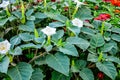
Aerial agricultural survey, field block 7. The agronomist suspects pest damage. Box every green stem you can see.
[100,21,105,35]
[72,6,78,19]
[47,35,51,45]
[44,0,47,12]
[6,7,11,17]
[98,52,103,62]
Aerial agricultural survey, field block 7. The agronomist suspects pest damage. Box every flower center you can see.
[0,44,6,51]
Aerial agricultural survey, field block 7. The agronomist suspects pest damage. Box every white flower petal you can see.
[0,1,10,8]
[0,40,11,54]
[72,18,83,28]
[41,26,56,36]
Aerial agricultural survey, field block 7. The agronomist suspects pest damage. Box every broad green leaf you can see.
[90,33,105,48]
[8,15,17,22]
[67,25,80,35]
[0,18,8,26]
[52,30,64,41]
[106,56,120,64]
[46,52,70,76]
[26,9,34,17]
[49,22,65,28]
[35,12,47,19]
[75,6,93,20]
[20,43,42,49]
[101,42,116,52]
[12,10,22,18]
[34,28,39,38]
[10,35,21,49]
[111,34,120,42]
[45,12,68,23]
[67,37,90,51]
[59,43,78,56]
[34,38,45,44]
[35,56,46,65]
[19,21,35,32]
[8,62,33,80]
[79,68,94,80]
[96,62,117,80]
[19,33,33,42]
[31,68,45,80]
[0,56,10,73]
[51,71,70,80]
[9,47,22,55]
[112,27,120,34]
[27,16,35,20]
[81,27,95,36]
[87,53,98,62]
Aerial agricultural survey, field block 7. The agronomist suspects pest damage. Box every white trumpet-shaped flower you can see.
[0,1,10,8]
[72,18,83,28]
[0,40,11,54]
[73,0,85,7]
[41,26,56,36]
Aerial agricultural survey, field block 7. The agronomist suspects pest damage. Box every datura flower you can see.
[0,0,10,8]
[0,40,11,54]
[41,26,56,36]
[72,18,83,28]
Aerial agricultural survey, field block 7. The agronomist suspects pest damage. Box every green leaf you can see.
[79,68,94,80]
[111,34,120,42]
[90,33,105,48]
[0,18,8,26]
[106,56,120,64]
[20,43,42,49]
[46,52,70,76]
[19,33,33,42]
[96,62,117,80]
[87,53,98,62]
[31,68,45,80]
[0,56,10,73]
[52,30,64,41]
[26,9,34,17]
[111,27,120,34]
[101,42,117,52]
[12,10,22,18]
[66,37,90,51]
[19,21,35,32]
[10,35,21,48]
[8,62,33,80]
[51,71,70,80]
[67,25,80,35]
[9,47,22,55]
[35,56,46,65]
[34,28,39,38]
[59,43,78,56]
[49,22,65,28]
[81,27,95,36]
[75,6,93,20]
[35,12,47,19]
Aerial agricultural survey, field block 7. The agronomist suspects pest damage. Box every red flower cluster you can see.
[94,13,111,21]
[103,0,111,2]
[111,0,120,6]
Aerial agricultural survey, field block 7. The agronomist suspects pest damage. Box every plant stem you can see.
[44,0,47,12]
[100,21,105,35]
[72,6,78,19]
[28,52,46,63]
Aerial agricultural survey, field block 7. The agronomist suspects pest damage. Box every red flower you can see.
[94,13,111,21]
[111,0,120,6]
[97,72,104,80]
[103,0,111,2]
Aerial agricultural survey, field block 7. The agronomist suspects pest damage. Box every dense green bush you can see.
[0,0,120,80]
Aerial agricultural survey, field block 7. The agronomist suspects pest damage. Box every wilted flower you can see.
[0,0,10,8]
[97,72,104,80]
[72,18,83,28]
[94,13,111,21]
[0,40,11,54]
[41,26,56,36]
